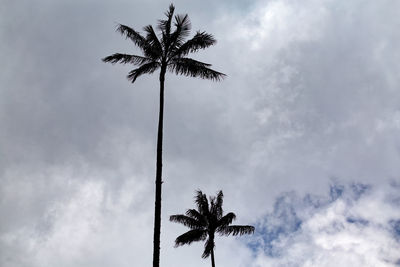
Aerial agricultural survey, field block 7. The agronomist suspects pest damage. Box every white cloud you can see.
[234,0,328,51]
[251,183,400,267]
[1,0,400,266]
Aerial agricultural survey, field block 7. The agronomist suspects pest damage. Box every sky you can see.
[1,0,400,266]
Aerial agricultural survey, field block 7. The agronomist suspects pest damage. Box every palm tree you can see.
[102,4,225,267]
[170,190,254,267]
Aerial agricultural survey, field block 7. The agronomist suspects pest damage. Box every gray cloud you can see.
[1,0,400,266]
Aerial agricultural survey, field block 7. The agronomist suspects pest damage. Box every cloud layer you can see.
[1,0,400,266]
[250,182,400,266]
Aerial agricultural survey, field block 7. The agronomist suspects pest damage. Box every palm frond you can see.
[158,4,175,41]
[170,214,203,229]
[202,238,215,259]
[217,225,254,236]
[116,24,146,48]
[127,62,160,83]
[209,197,217,224]
[168,58,226,81]
[174,229,207,247]
[195,190,209,215]
[143,25,163,56]
[102,53,153,65]
[116,24,160,59]
[210,190,224,219]
[169,14,191,49]
[173,31,216,57]
[216,212,236,229]
[186,209,207,226]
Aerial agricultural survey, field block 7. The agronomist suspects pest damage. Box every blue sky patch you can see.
[248,182,400,260]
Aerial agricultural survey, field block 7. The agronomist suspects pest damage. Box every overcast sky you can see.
[1,0,400,266]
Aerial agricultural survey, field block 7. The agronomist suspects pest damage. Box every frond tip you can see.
[217,212,236,228]
[202,238,215,258]
[210,190,224,219]
[195,190,209,215]
[174,31,216,57]
[217,225,255,236]
[185,209,207,226]
[168,58,226,81]
[169,215,203,229]
[158,3,175,37]
[102,53,152,65]
[174,229,207,247]
[116,24,146,48]
[127,62,160,83]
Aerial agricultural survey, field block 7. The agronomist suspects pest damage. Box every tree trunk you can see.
[153,66,166,267]
[210,248,216,267]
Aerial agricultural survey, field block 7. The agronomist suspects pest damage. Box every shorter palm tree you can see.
[170,190,254,267]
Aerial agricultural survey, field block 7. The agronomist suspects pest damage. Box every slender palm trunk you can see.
[210,248,216,267]
[153,65,166,267]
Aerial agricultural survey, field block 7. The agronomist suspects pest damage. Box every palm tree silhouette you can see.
[170,190,254,267]
[102,4,225,267]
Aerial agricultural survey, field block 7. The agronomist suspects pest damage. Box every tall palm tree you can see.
[102,4,225,267]
[170,190,254,267]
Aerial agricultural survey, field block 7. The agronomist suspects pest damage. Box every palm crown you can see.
[102,4,225,83]
[170,190,254,266]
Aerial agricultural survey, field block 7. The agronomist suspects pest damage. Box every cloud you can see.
[209,0,400,204]
[250,182,400,266]
[1,0,400,266]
